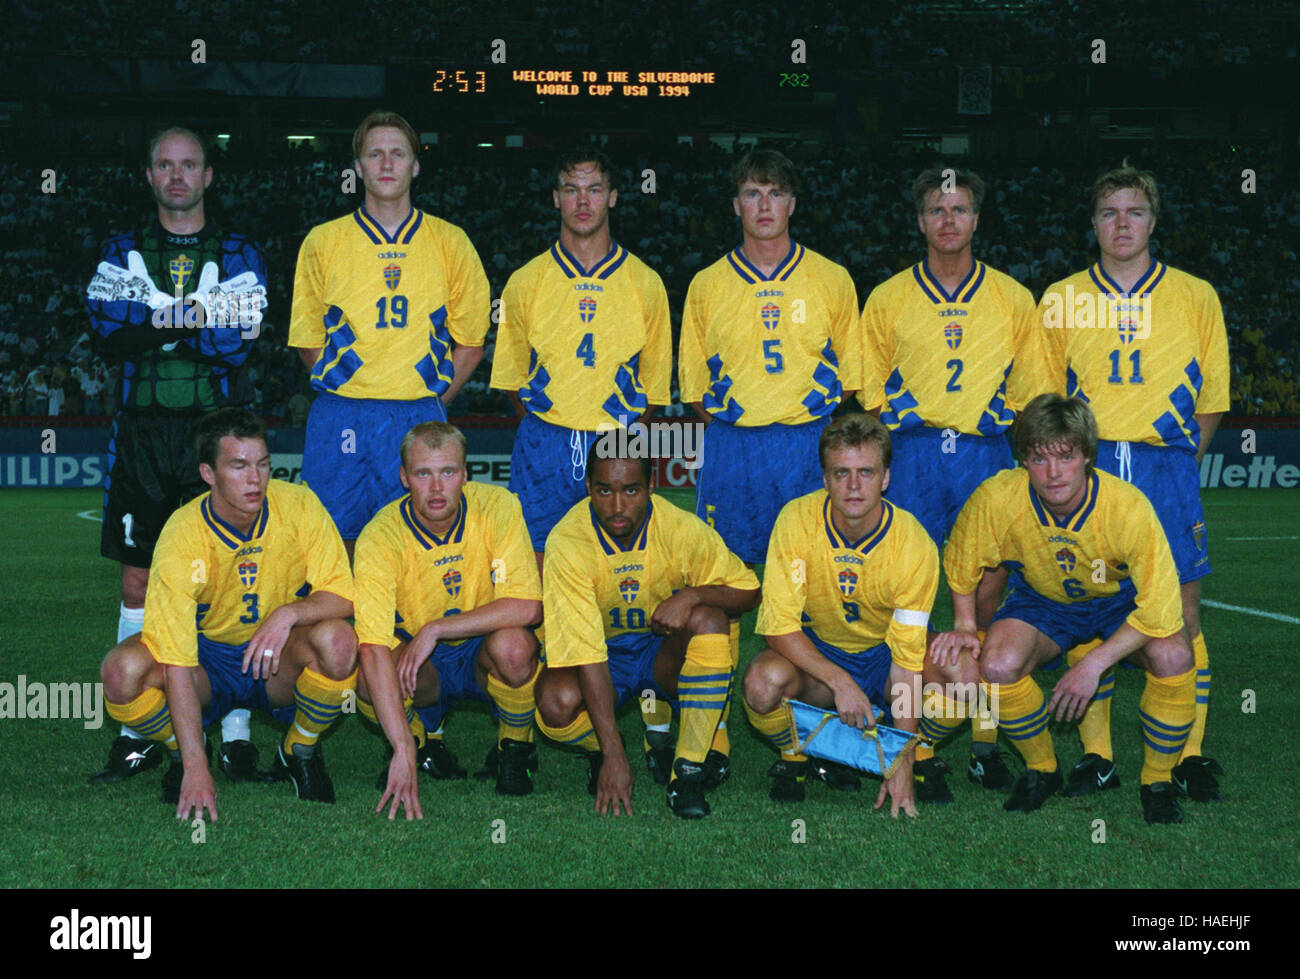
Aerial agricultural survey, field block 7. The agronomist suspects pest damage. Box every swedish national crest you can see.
[618,577,639,604]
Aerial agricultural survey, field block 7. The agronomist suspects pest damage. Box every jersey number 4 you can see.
[576,332,596,367]
[375,295,409,329]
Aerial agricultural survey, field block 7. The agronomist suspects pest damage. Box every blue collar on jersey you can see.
[201,494,270,550]
[727,240,805,283]
[1089,259,1166,299]
[590,498,653,554]
[822,496,893,554]
[550,239,627,279]
[354,206,423,245]
[1028,471,1100,532]
[913,259,986,304]
[401,493,468,549]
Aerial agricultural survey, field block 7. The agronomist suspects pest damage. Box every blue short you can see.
[197,636,296,728]
[509,414,601,552]
[541,632,675,709]
[695,418,828,564]
[411,635,491,731]
[301,391,447,539]
[1095,440,1209,583]
[802,629,894,723]
[885,426,1013,547]
[993,572,1139,665]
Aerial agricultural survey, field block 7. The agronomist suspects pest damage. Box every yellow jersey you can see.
[944,467,1183,638]
[859,260,1045,435]
[353,481,541,649]
[543,497,759,668]
[756,492,938,673]
[289,207,490,401]
[490,241,672,430]
[679,242,861,426]
[143,480,353,667]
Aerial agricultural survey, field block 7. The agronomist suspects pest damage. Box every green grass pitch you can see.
[1,486,1297,888]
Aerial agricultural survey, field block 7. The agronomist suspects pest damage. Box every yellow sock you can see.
[1139,669,1195,785]
[406,702,427,748]
[282,667,355,757]
[1181,631,1210,759]
[488,662,539,743]
[356,697,426,747]
[537,710,599,751]
[968,632,998,744]
[916,693,965,762]
[1068,639,1113,759]
[710,699,731,756]
[994,675,1056,773]
[357,697,379,725]
[675,634,733,765]
[743,699,805,762]
[108,687,176,751]
[640,692,672,751]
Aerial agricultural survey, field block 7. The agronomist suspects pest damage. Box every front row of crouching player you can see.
[100,408,358,820]
[97,396,1198,825]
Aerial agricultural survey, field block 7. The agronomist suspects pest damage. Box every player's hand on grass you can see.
[376,750,423,821]
[397,624,441,700]
[177,767,219,823]
[243,606,296,680]
[595,752,634,816]
[650,591,698,635]
[874,754,918,819]
[929,629,981,667]
[1048,659,1102,723]
[832,678,875,730]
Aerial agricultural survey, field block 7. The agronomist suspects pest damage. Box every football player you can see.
[289,110,490,556]
[932,394,1196,824]
[742,413,957,816]
[489,145,671,568]
[678,148,861,565]
[98,409,357,819]
[86,127,269,787]
[535,451,760,818]
[353,422,542,818]
[1039,163,1229,803]
[857,166,1048,793]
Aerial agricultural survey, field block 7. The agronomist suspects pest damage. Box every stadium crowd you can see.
[3,0,1290,69]
[1,138,1295,420]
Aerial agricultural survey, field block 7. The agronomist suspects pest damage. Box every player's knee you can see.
[1146,637,1194,678]
[310,619,358,679]
[742,654,789,713]
[685,603,729,637]
[978,644,1025,686]
[535,672,582,728]
[485,628,538,686]
[101,642,158,701]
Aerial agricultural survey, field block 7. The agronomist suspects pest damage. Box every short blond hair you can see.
[400,421,467,470]
[352,110,420,163]
[1091,160,1159,219]
[819,413,892,471]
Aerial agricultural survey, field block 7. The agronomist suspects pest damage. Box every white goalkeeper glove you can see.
[86,249,177,310]
[186,261,267,328]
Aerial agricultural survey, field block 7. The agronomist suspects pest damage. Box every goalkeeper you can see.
[85,126,269,789]
[742,413,977,817]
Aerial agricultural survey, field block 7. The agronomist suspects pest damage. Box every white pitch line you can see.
[76,510,102,522]
[1223,535,1299,541]
[1202,599,1300,625]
